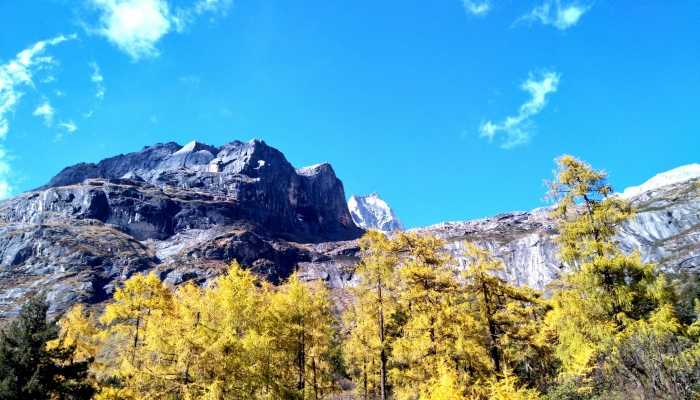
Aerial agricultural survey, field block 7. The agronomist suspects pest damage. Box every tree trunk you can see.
[298,318,306,395]
[378,278,388,400]
[312,356,319,400]
[481,279,501,375]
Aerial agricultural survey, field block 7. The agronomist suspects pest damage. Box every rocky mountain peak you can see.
[0,138,367,316]
[296,163,333,177]
[348,193,403,232]
[621,163,700,199]
[172,140,218,156]
[21,139,362,243]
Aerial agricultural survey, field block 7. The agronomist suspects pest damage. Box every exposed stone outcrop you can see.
[30,140,361,243]
[414,178,700,290]
[0,139,362,317]
[0,137,697,318]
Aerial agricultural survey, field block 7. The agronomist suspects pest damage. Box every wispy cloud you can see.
[517,0,591,30]
[0,34,76,138]
[55,120,78,141]
[173,0,233,31]
[0,34,76,198]
[33,101,55,126]
[89,0,233,60]
[479,71,560,149]
[59,120,78,133]
[463,0,491,16]
[90,62,105,100]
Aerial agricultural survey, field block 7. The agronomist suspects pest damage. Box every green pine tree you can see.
[0,294,93,400]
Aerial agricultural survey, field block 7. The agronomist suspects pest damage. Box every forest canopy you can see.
[2,155,699,400]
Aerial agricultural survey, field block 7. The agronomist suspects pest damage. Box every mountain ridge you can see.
[0,139,697,318]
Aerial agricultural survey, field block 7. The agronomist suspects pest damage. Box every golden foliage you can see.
[53,155,700,399]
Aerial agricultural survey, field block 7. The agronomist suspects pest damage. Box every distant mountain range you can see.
[0,139,697,317]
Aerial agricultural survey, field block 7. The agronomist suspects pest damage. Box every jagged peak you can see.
[174,140,218,156]
[348,192,403,232]
[297,162,334,177]
[350,192,381,201]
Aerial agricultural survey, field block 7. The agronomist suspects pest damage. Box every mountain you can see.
[347,193,403,232]
[0,139,362,317]
[620,164,700,199]
[413,171,700,290]
[0,139,697,318]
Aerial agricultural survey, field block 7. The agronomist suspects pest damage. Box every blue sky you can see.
[0,0,698,228]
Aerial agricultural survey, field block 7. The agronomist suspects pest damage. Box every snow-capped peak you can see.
[620,163,700,199]
[348,193,404,233]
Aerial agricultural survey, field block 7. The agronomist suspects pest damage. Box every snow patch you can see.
[174,140,199,155]
[621,164,700,199]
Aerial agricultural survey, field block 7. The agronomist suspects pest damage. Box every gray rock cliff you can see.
[0,138,697,318]
[0,139,362,316]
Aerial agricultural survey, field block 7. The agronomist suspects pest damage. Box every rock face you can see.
[347,193,403,233]
[0,138,697,318]
[0,139,363,316]
[37,140,361,243]
[414,175,700,290]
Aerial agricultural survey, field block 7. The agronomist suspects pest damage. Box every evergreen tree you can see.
[0,294,93,400]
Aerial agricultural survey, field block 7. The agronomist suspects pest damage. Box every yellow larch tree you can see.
[389,233,481,400]
[344,230,402,400]
[96,271,174,397]
[55,303,100,363]
[461,243,552,391]
[184,261,270,398]
[543,155,685,397]
[267,273,338,399]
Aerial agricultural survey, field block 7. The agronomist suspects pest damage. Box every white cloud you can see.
[59,120,78,133]
[90,61,105,100]
[55,120,78,141]
[479,71,560,149]
[33,101,55,126]
[90,0,233,60]
[517,0,590,30]
[0,34,75,139]
[173,0,233,31]
[90,0,172,60]
[0,148,11,199]
[463,0,491,16]
[193,0,232,14]
[0,34,76,198]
